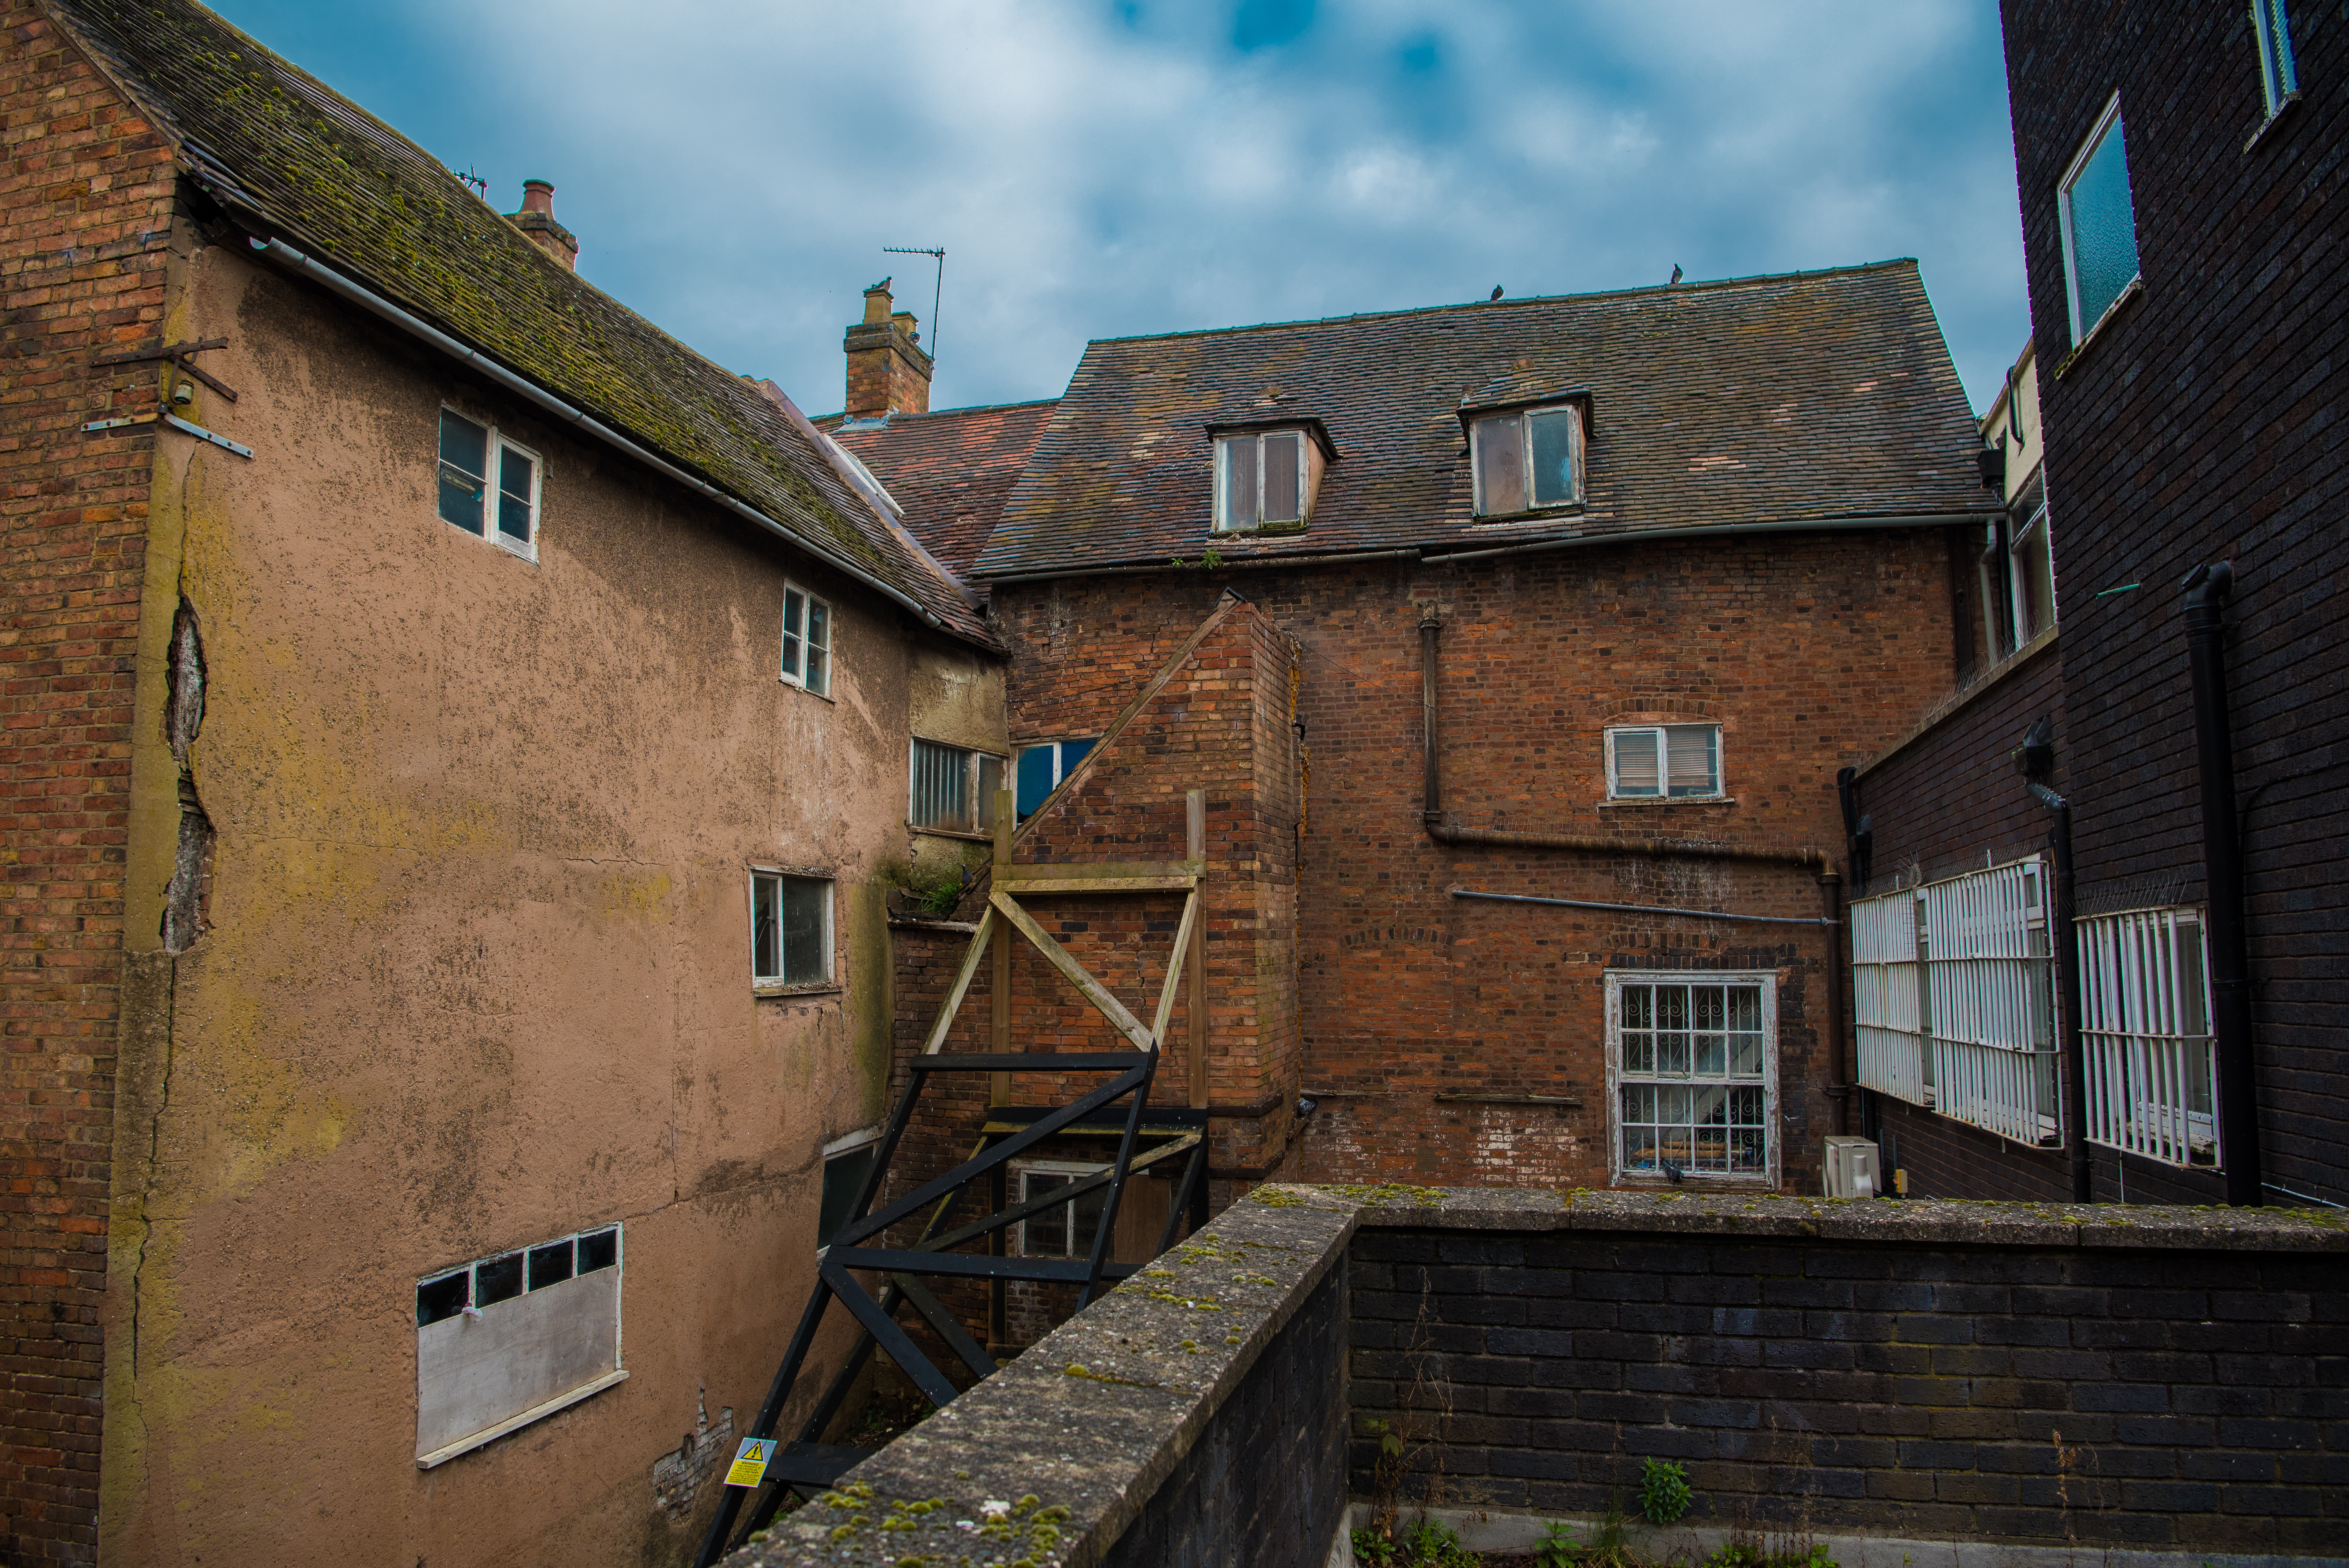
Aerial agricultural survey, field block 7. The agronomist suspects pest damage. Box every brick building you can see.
[0,0,1007,1562]
[1841,3,2346,1210]
[836,262,1993,1230]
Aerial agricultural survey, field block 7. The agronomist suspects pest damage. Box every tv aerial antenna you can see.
[882,245,945,362]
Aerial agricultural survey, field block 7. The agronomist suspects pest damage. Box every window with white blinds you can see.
[1607,725,1721,799]
[2078,907,2218,1168]
[1848,857,2060,1145]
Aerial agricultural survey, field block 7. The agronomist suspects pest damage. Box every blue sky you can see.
[206,1,2028,416]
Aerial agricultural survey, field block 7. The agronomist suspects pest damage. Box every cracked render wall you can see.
[13,187,1003,1568]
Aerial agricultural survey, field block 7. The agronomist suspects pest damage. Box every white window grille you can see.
[1848,857,2059,1145]
[1605,972,1776,1184]
[2078,907,2219,1167]
[1850,891,1926,1105]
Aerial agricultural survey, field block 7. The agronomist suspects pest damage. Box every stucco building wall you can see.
[84,223,999,1565]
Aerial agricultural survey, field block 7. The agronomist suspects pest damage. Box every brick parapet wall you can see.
[2001,4,2349,1203]
[732,1188,2349,1568]
[0,6,175,1559]
[993,531,1957,1198]
[1353,1206,2349,1554]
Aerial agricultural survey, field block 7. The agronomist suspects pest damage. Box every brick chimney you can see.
[843,277,932,419]
[507,179,579,270]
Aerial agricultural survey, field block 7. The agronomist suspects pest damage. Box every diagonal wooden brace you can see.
[990,889,1157,1051]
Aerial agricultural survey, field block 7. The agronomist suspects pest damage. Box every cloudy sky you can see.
[207,0,2028,416]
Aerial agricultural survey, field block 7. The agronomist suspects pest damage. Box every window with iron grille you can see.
[909,738,1005,836]
[1607,972,1775,1183]
[2078,907,2218,1168]
[1849,858,2060,1145]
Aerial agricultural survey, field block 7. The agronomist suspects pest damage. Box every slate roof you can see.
[42,0,992,646]
[818,401,1059,587]
[972,262,1989,581]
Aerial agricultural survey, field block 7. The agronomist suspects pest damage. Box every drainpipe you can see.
[1418,616,1852,1129]
[2183,563,2262,1206]
[2025,779,2094,1203]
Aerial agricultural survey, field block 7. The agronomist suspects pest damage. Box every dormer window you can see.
[1212,423,1331,533]
[1470,402,1583,516]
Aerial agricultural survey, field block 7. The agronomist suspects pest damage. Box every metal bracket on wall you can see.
[91,336,239,401]
[78,410,253,459]
[693,853,1214,1568]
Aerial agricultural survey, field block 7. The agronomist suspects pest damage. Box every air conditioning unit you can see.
[1822,1135,1882,1199]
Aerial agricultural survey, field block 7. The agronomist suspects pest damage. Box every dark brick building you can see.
[841,263,1993,1223]
[1844,3,2345,1209]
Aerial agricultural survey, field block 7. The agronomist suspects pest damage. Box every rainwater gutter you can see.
[2183,562,2262,1206]
[980,513,1998,589]
[1420,613,1854,1133]
[245,235,983,649]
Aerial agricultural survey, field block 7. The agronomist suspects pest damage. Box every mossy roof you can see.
[45,0,991,646]
[973,260,1990,580]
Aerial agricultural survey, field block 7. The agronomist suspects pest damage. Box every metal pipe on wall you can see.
[2182,562,2263,1206]
[1417,616,1853,1133]
[2027,781,2094,1203]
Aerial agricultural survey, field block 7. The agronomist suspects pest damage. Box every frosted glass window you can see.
[2059,103,2140,339]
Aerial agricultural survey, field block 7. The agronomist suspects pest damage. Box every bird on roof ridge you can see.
[1489,285,1504,301]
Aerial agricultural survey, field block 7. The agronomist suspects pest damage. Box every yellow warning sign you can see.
[724,1438,777,1488]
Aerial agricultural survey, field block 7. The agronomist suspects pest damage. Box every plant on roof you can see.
[875,854,978,916]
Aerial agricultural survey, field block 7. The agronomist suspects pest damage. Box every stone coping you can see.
[728,1190,2347,1567]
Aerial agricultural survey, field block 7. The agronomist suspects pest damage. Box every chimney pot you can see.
[863,278,894,325]
[506,180,579,271]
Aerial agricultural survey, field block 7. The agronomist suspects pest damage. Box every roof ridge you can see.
[1084,258,1922,350]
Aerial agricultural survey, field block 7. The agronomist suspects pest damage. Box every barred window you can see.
[1849,857,2059,1146]
[1608,973,1774,1182]
[909,738,1004,836]
[2079,907,2218,1168]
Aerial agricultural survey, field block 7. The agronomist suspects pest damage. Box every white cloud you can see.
[214,0,2026,412]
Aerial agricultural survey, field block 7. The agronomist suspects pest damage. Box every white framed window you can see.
[437,408,540,558]
[1470,402,1583,517]
[1214,428,1312,532]
[780,584,832,697]
[2057,96,2141,342]
[413,1224,624,1466]
[2078,906,2219,1168]
[1014,737,1098,821]
[1606,724,1722,800]
[1016,1163,1107,1257]
[909,738,1005,836]
[2252,0,2299,118]
[1978,479,2057,656]
[816,1127,883,1249]
[1606,972,1777,1184]
[1849,857,2060,1146]
[751,869,833,989]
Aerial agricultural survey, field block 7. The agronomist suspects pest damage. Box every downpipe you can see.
[2025,780,2094,1203]
[2183,563,2262,1206]
[1418,614,1852,1133]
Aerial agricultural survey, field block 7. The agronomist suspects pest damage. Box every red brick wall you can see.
[995,531,1957,1198]
[0,6,175,1560]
